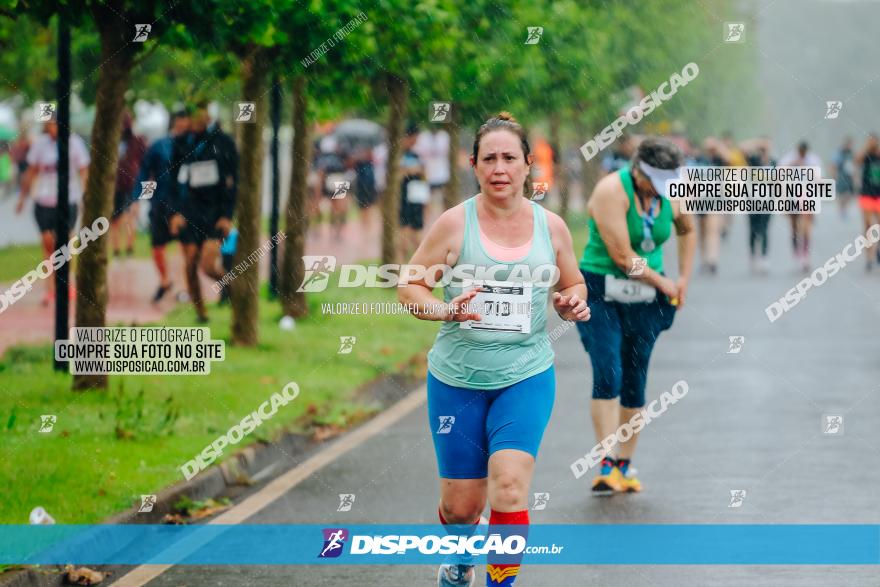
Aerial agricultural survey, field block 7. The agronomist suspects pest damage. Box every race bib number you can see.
[460,281,532,333]
[604,274,656,304]
[189,160,220,188]
[406,180,431,204]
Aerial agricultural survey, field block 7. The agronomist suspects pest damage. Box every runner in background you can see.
[779,141,822,273]
[695,137,724,275]
[399,112,588,586]
[15,119,89,305]
[718,132,747,242]
[397,123,427,262]
[577,137,695,494]
[9,123,31,196]
[832,137,856,220]
[352,145,378,232]
[415,127,450,213]
[855,134,880,271]
[313,134,350,239]
[744,138,774,275]
[721,132,747,166]
[602,134,635,176]
[132,108,190,302]
[169,101,237,323]
[110,111,147,257]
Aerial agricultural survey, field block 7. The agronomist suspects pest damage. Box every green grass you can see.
[0,279,439,524]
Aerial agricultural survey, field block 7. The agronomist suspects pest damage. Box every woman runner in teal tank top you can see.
[398,113,589,587]
[572,137,696,496]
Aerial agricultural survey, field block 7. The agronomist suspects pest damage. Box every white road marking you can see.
[113,386,427,586]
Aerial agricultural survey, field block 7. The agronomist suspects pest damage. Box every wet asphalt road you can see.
[115,185,880,586]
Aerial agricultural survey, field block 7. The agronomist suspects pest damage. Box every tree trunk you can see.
[280,75,310,318]
[72,16,136,391]
[549,112,570,220]
[230,47,269,346]
[381,75,408,266]
[444,114,460,210]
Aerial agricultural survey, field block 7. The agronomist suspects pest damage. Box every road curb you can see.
[0,372,422,587]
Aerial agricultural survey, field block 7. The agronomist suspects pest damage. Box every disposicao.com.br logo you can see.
[298,256,560,292]
[318,528,526,557]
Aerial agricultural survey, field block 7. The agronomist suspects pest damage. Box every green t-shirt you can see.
[580,166,673,277]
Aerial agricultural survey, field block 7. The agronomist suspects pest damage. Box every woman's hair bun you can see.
[495,111,516,123]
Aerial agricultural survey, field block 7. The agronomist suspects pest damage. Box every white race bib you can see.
[189,160,220,188]
[604,274,656,304]
[460,280,532,333]
[406,180,431,204]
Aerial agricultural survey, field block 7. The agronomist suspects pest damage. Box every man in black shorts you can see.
[170,102,238,322]
[352,146,378,231]
[133,109,190,302]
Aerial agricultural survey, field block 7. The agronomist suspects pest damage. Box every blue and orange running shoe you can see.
[592,457,623,493]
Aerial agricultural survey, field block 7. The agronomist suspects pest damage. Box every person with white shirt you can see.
[414,128,451,211]
[778,141,822,272]
[15,120,90,305]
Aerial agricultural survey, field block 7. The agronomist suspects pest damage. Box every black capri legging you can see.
[749,214,771,256]
[575,270,676,408]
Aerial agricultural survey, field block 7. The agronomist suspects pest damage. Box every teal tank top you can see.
[427,196,557,390]
[580,166,673,277]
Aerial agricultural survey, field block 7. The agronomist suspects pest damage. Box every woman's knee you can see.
[440,493,484,523]
[489,471,529,511]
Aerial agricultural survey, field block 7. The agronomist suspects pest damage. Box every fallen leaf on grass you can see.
[64,565,105,585]
[312,425,344,442]
[164,497,231,524]
[162,513,186,525]
[379,346,394,356]
[189,501,231,520]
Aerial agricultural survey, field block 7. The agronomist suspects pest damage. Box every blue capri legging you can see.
[576,270,676,408]
[427,366,555,479]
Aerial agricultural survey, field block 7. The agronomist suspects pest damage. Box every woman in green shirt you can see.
[577,137,696,494]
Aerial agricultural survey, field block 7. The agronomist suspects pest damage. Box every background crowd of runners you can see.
[3,105,880,323]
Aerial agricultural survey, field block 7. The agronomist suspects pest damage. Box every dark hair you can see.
[631,136,683,170]
[472,112,531,161]
[168,110,188,130]
[405,122,420,137]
